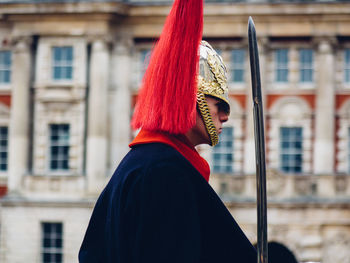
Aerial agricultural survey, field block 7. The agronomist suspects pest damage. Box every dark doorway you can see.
[254,241,299,263]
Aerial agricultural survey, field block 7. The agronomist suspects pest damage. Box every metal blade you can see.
[248,16,268,263]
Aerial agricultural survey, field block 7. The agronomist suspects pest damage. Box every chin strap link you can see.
[197,91,219,146]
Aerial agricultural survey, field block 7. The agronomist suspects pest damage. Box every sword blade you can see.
[248,16,268,263]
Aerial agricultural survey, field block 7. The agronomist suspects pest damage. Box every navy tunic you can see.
[79,143,257,263]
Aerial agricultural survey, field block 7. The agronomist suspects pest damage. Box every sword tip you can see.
[248,16,256,34]
[248,16,255,27]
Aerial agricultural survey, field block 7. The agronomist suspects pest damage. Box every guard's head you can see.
[196,41,230,146]
[131,0,230,146]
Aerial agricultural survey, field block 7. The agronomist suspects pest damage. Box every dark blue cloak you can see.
[79,143,257,262]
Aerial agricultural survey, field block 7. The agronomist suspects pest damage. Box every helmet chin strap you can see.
[197,92,219,146]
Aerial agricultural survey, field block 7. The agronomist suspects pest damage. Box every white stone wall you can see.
[0,203,93,263]
[35,37,87,87]
[227,204,350,263]
[33,37,87,177]
[108,37,133,173]
[265,43,317,92]
[335,44,350,91]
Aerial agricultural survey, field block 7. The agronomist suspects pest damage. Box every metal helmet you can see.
[197,41,230,146]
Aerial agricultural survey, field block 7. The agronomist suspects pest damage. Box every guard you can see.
[79,0,257,262]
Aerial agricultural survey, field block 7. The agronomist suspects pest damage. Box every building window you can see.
[345,49,350,83]
[0,127,8,171]
[140,49,151,77]
[212,127,234,173]
[275,49,288,82]
[0,51,11,84]
[231,49,245,82]
[299,49,313,83]
[42,222,63,263]
[49,124,70,171]
[348,128,350,173]
[280,127,303,173]
[52,46,73,81]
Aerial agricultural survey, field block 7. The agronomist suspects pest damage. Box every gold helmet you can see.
[197,41,230,146]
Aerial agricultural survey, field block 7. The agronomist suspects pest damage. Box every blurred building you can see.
[0,0,349,262]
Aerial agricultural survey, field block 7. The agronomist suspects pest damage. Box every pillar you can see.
[109,36,132,173]
[313,38,335,174]
[86,39,109,193]
[8,37,32,194]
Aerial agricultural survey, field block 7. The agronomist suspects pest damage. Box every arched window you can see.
[268,97,313,174]
[336,99,350,173]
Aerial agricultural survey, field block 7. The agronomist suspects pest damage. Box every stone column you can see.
[8,37,32,194]
[109,37,132,173]
[86,39,109,193]
[313,38,335,174]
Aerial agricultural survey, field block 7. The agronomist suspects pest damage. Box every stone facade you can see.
[0,0,349,262]
[0,200,92,263]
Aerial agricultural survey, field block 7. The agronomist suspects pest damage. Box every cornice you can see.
[0,1,130,17]
[224,197,350,209]
[1,1,349,18]
[0,195,96,208]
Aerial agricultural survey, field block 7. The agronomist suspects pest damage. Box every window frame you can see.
[275,48,289,83]
[212,126,234,174]
[299,48,314,83]
[230,49,245,83]
[0,126,8,172]
[140,48,151,81]
[52,46,74,82]
[48,124,70,173]
[348,127,350,174]
[0,50,12,85]
[345,48,350,84]
[279,127,303,174]
[41,222,63,263]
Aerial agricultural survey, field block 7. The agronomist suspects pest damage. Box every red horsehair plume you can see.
[131,0,203,134]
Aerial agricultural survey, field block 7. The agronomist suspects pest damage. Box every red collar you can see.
[129,130,210,182]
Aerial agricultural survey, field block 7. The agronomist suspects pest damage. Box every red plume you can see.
[131,0,203,134]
